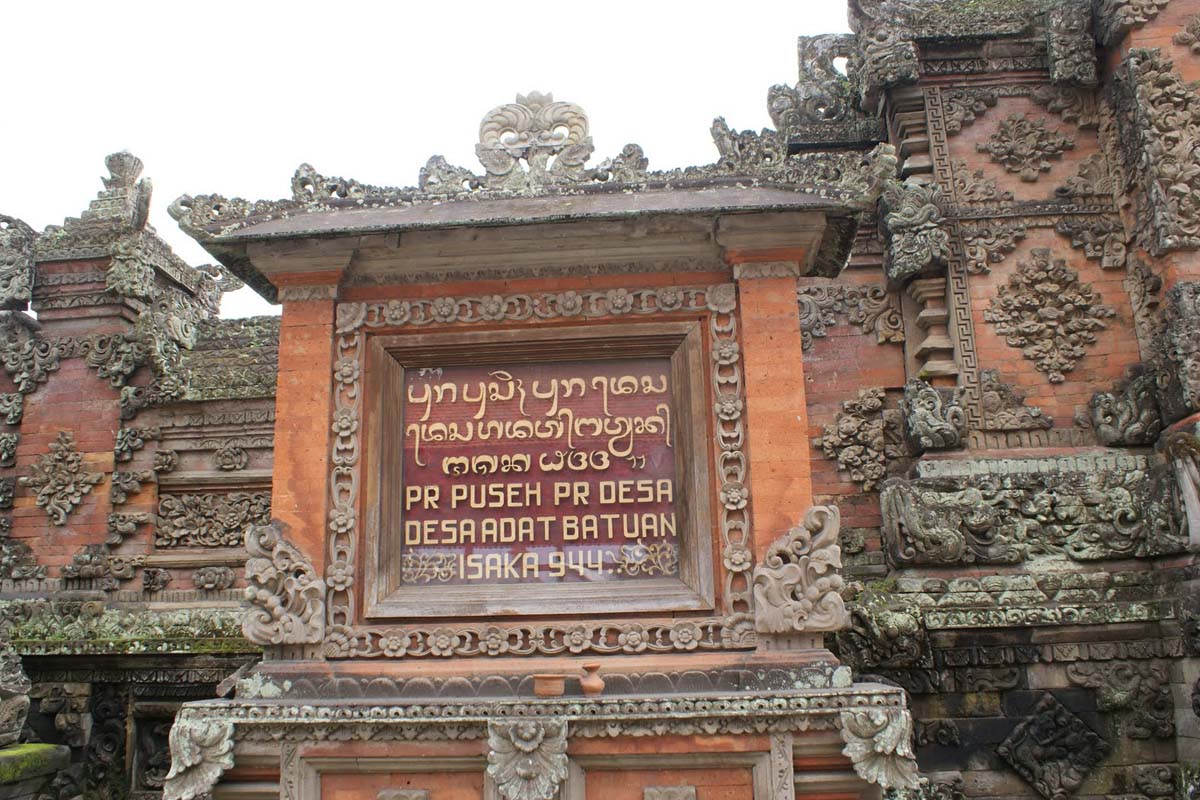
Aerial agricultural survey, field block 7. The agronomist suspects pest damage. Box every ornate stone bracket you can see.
[163,715,235,800]
[881,181,950,286]
[243,521,325,647]
[1086,365,1161,446]
[752,505,848,637]
[487,720,569,800]
[838,707,919,791]
[901,378,964,453]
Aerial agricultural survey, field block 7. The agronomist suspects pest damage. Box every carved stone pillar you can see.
[905,277,957,381]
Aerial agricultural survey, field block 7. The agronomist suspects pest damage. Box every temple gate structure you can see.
[0,1,1199,798]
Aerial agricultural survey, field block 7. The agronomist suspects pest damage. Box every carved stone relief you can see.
[978,369,1053,431]
[1174,16,1200,52]
[1155,281,1200,423]
[486,720,569,800]
[900,378,964,453]
[156,492,271,548]
[19,431,103,526]
[959,221,1025,275]
[881,181,951,284]
[243,522,324,647]
[751,505,847,635]
[1066,660,1174,739]
[997,693,1109,800]
[1046,0,1097,86]
[0,217,35,311]
[1053,216,1127,269]
[796,284,904,351]
[1086,365,1162,446]
[819,388,906,491]
[976,115,1075,182]
[1113,49,1200,254]
[880,455,1185,566]
[983,248,1115,382]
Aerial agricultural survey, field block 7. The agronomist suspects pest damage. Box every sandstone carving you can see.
[983,248,1115,382]
[243,522,325,646]
[1088,366,1162,446]
[997,693,1109,800]
[901,378,964,453]
[838,708,919,790]
[163,716,234,800]
[486,720,569,800]
[19,431,103,526]
[976,115,1074,182]
[881,180,950,284]
[819,388,904,491]
[752,505,847,634]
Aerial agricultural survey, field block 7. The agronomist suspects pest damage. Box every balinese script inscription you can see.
[400,357,680,585]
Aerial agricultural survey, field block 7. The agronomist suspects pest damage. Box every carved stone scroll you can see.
[752,505,847,635]
[242,522,325,646]
[162,716,235,800]
[838,708,919,791]
[19,431,103,525]
[976,115,1074,182]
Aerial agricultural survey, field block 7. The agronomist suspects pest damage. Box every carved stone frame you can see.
[284,753,497,800]
[362,322,715,618]
[326,285,753,659]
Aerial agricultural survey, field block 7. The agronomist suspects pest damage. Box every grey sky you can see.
[1,1,849,318]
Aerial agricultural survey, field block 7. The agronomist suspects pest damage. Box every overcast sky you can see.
[1,1,849,318]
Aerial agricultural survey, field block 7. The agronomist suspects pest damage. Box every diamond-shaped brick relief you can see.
[996,693,1109,800]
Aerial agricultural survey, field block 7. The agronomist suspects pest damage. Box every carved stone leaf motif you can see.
[752,505,847,634]
[838,708,919,791]
[983,248,1116,382]
[1096,0,1171,46]
[1054,217,1127,269]
[1033,86,1100,130]
[0,394,20,425]
[819,388,905,491]
[979,369,1053,431]
[486,720,569,800]
[940,89,997,134]
[162,716,235,800]
[796,284,904,350]
[0,433,15,468]
[950,160,1013,203]
[881,180,951,284]
[19,431,103,526]
[977,115,1075,182]
[1066,661,1173,739]
[1125,257,1163,356]
[1113,49,1200,254]
[960,222,1026,275]
[997,694,1109,800]
[193,565,235,592]
[1055,154,1115,199]
[243,521,325,646]
[156,492,271,548]
[1088,366,1162,446]
[1176,16,1200,53]
[901,378,965,453]
[142,568,172,594]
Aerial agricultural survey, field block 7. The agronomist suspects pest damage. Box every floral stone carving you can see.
[979,369,1052,431]
[163,716,235,800]
[19,431,103,525]
[243,522,325,646]
[976,115,1074,182]
[819,388,904,491]
[0,216,35,311]
[838,708,919,790]
[486,720,569,800]
[997,693,1109,800]
[795,284,904,352]
[752,505,847,634]
[983,248,1115,382]
[1156,281,1200,423]
[900,378,964,453]
[156,491,271,548]
[1113,49,1200,254]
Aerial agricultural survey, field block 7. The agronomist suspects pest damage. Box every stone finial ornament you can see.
[243,522,325,646]
[486,720,569,800]
[752,505,847,634]
[0,216,36,311]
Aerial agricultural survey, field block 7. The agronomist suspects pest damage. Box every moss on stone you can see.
[0,744,69,783]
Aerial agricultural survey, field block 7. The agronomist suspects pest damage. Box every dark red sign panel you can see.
[399,357,679,585]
